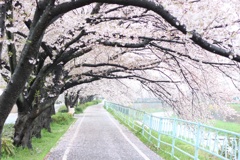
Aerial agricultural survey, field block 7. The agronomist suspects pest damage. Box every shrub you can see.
[1,137,15,156]
[58,105,68,113]
[2,124,14,138]
[75,104,86,114]
[74,100,101,114]
[51,113,73,125]
[75,107,83,113]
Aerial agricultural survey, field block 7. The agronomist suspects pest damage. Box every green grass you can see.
[212,120,240,133]
[140,108,167,113]
[139,127,219,160]
[2,113,75,160]
[57,105,68,113]
[2,124,14,139]
[229,103,240,113]
[58,100,101,114]
[75,100,101,114]
[135,106,172,113]
[52,113,74,125]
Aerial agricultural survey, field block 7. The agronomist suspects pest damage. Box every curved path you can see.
[45,103,161,160]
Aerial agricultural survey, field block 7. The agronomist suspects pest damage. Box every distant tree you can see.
[65,90,80,110]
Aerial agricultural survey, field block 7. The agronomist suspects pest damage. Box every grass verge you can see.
[75,100,101,114]
[2,113,75,160]
[212,120,240,133]
[229,103,240,113]
[58,100,101,114]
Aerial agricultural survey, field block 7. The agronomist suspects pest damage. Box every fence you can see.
[105,102,240,160]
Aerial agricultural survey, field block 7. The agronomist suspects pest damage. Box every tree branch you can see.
[99,39,151,48]
[150,42,236,66]
[52,0,240,62]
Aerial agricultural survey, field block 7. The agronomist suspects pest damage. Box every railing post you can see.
[132,110,136,129]
[142,112,146,136]
[149,115,153,142]
[236,136,240,160]
[120,106,123,120]
[125,108,127,123]
[194,123,201,160]
[157,118,162,148]
[104,101,107,109]
[127,108,130,126]
[118,105,120,118]
[171,118,177,158]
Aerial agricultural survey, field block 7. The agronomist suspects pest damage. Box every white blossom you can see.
[29,58,36,65]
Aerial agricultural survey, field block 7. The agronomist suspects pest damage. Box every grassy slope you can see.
[2,117,75,160]
[212,120,240,133]
[211,103,240,133]
[229,103,240,113]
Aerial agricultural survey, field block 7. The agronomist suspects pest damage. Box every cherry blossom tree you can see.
[0,0,239,153]
[0,1,169,148]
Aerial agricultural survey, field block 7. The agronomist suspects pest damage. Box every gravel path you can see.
[45,103,162,160]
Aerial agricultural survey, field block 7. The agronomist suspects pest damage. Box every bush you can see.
[75,104,86,114]
[58,105,68,113]
[57,100,102,114]
[74,100,101,114]
[75,107,83,113]
[2,124,14,138]
[51,113,73,125]
[1,137,15,157]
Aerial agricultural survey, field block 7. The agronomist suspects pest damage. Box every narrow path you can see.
[45,103,161,160]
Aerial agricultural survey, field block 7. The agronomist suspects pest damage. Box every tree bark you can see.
[0,2,5,65]
[79,95,94,104]
[0,2,5,156]
[65,90,80,109]
[13,99,57,148]
[13,65,64,148]
[31,104,55,138]
[13,113,35,148]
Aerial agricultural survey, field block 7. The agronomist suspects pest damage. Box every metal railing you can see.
[105,102,240,160]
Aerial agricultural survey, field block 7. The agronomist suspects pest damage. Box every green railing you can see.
[105,102,240,160]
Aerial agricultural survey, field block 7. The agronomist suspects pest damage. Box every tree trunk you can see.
[13,113,35,148]
[13,65,64,148]
[65,90,80,109]
[0,2,5,64]
[31,104,55,138]
[0,2,6,158]
[13,103,56,148]
[79,95,94,104]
